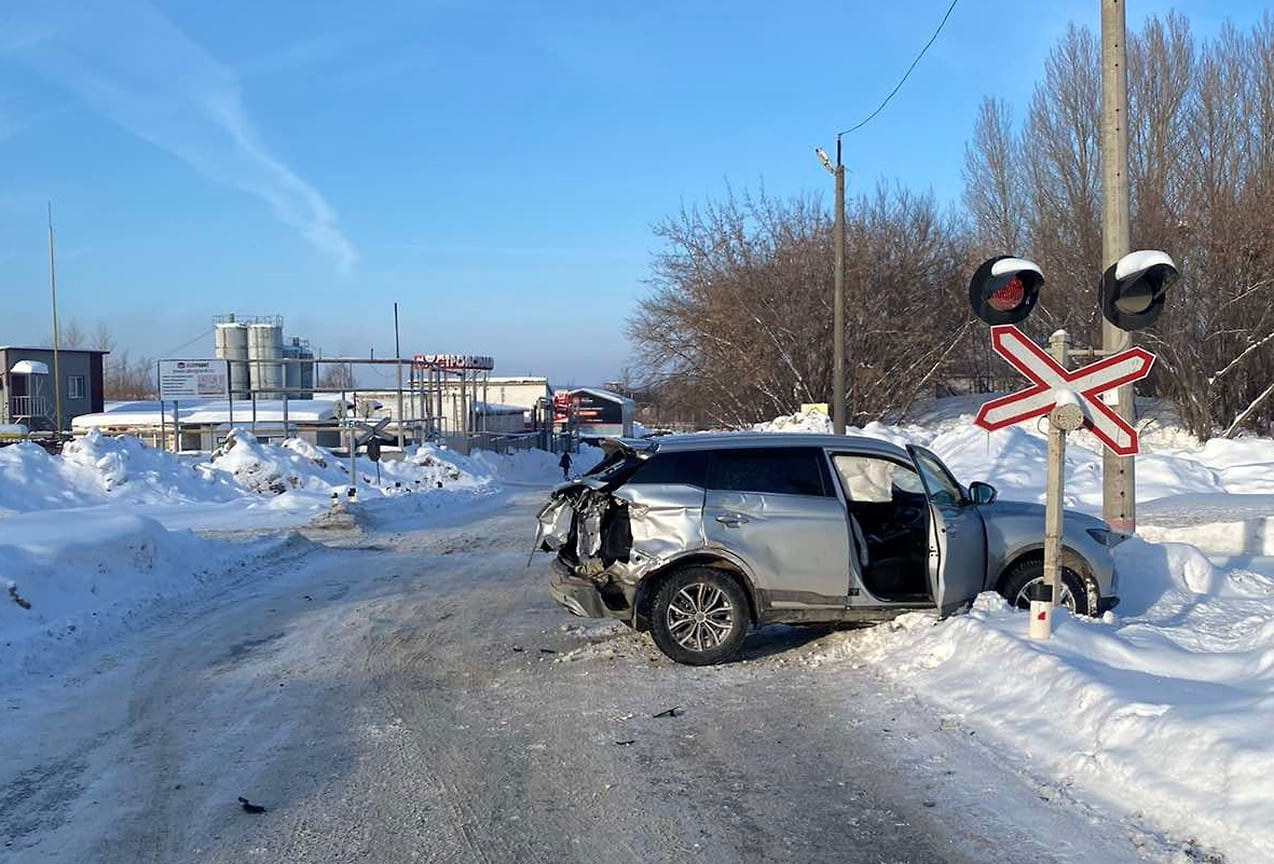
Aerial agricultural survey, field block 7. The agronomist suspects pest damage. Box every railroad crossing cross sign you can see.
[352,417,390,447]
[974,325,1156,456]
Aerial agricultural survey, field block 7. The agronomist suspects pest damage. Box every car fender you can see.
[995,541,1097,587]
[630,548,761,630]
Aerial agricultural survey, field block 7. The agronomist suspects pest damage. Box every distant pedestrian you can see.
[559,451,573,480]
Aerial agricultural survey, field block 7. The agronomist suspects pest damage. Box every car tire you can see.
[1000,559,1093,616]
[649,567,749,666]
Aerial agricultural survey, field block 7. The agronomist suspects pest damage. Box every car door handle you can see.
[715,513,749,527]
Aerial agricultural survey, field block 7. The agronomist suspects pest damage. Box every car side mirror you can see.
[968,481,997,505]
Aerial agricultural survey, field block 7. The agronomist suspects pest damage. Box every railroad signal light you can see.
[1100,250,1179,331]
[968,256,1044,325]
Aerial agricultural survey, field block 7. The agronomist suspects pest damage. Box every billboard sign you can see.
[158,359,229,400]
[572,391,624,425]
[412,354,495,371]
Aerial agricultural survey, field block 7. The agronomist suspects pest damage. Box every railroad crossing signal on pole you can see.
[352,417,390,447]
[974,326,1156,456]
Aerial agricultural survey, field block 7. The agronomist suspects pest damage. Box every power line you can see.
[838,0,961,137]
[158,328,213,357]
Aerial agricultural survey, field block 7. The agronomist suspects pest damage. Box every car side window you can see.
[910,447,964,508]
[627,450,709,486]
[707,448,830,497]
[832,455,921,502]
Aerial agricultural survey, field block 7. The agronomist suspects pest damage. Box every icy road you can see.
[2,491,1150,863]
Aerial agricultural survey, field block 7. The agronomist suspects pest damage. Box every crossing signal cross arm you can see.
[974,326,1155,456]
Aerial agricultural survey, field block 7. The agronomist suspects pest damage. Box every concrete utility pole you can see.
[832,137,846,435]
[1101,0,1136,533]
[817,138,847,434]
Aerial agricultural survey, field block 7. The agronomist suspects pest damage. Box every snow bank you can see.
[203,429,492,497]
[0,430,591,678]
[0,429,543,521]
[0,434,243,515]
[0,511,311,683]
[806,538,1274,863]
[759,398,1274,514]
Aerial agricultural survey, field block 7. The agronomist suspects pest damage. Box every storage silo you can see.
[214,319,250,399]
[248,322,284,400]
[283,337,315,399]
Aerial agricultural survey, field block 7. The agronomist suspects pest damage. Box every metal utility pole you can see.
[817,137,847,435]
[394,302,405,449]
[47,204,64,438]
[1101,0,1136,533]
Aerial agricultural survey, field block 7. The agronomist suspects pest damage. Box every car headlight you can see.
[1086,527,1127,547]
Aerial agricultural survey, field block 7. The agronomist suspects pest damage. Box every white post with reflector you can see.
[1034,331,1086,639]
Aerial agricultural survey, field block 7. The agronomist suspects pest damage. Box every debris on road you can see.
[238,796,267,814]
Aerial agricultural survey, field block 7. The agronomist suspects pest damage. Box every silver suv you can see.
[535,433,1121,665]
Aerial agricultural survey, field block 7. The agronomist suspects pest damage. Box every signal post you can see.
[967,251,1176,636]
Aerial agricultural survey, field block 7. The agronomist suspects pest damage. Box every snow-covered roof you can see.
[570,387,636,407]
[9,360,49,375]
[72,399,342,429]
[0,345,110,354]
[472,401,527,415]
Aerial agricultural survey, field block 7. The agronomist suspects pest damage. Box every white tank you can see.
[214,322,250,399]
[247,323,284,399]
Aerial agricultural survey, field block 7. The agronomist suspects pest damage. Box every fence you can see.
[442,431,576,456]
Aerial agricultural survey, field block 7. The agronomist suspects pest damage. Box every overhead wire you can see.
[158,328,214,357]
[837,0,962,137]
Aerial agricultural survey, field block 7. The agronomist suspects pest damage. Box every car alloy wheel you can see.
[1000,559,1093,616]
[666,582,734,651]
[649,567,749,665]
[1010,575,1077,611]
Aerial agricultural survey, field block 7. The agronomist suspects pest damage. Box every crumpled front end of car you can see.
[536,480,704,623]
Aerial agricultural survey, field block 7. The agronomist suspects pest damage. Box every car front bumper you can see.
[548,557,609,618]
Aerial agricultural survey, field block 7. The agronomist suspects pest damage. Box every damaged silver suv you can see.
[535,433,1121,665]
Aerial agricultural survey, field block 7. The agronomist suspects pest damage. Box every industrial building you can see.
[1,345,108,433]
[213,315,314,400]
[356,376,551,433]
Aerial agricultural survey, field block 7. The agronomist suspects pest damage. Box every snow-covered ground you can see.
[4,403,1274,861]
[0,430,591,685]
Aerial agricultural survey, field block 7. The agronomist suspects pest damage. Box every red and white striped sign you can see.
[974,325,1156,456]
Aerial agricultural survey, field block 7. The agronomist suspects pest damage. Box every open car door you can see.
[907,445,986,616]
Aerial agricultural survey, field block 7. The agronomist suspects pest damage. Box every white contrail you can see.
[0,0,358,273]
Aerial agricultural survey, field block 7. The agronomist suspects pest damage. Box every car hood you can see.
[979,498,1106,528]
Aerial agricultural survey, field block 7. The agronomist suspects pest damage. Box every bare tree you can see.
[963,13,1274,437]
[48,317,87,348]
[91,322,115,353]
[629,187,972,427]
[318,361,355,390]
[102,350,157,400]
[963,98,1025,255]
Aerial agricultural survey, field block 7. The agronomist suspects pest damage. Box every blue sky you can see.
[0,0,1256,385]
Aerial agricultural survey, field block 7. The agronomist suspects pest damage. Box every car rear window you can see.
[627,450,709,487]
[707,447,830,496]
